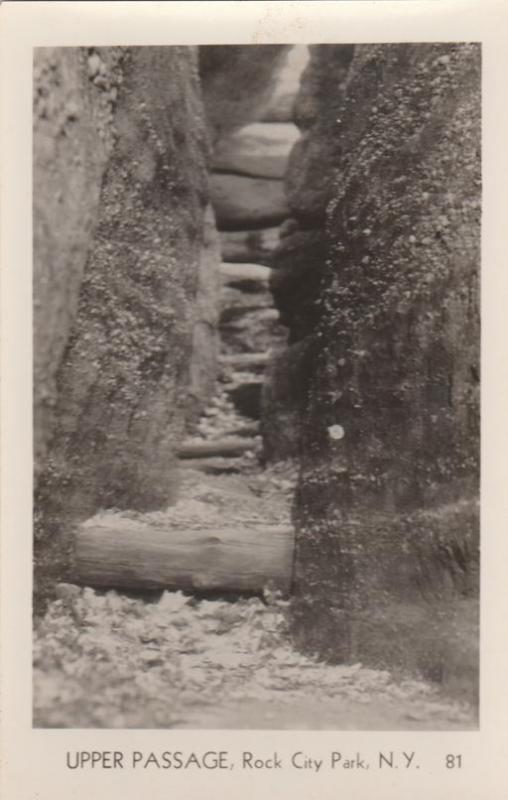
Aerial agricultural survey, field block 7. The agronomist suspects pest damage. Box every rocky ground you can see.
[33,540,475,730]
[33,392,475,730]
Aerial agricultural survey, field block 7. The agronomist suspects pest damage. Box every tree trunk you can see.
[178,437,259,458]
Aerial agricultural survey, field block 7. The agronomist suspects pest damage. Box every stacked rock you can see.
[209,46,309,421]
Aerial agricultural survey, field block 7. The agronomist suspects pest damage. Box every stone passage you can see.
[34,44,480,720]
[178,46,309,473]
[73,46,310,594]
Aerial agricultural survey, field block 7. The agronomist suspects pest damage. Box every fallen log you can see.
[75,518,295,594]
[178,436,259,459]
[219,352,270,370]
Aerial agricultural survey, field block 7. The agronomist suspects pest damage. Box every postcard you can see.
[1,1,507,798]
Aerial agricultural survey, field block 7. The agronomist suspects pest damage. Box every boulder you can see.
[213,122,300,179]
[211,174,290,231]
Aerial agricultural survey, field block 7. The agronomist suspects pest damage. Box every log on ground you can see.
[75,518,295,594]
[219,352,270,369]
[178,436,259,459]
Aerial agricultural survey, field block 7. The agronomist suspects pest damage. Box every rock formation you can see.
[34,42,481,700]
[202,46,308,405]
[267,43,480,690]
[34,47,213,591]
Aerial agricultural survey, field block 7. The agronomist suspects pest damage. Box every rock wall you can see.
[188,204,221,422]
[34,47,213,578]
[268,44,480,692]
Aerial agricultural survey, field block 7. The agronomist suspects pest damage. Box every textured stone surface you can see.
[211,174,290,231]
[285,44,355,222]
[262,46,310,122]
[270,228,326,342]
[188,204,222,421]
[33,47,115,479]
[261,341,313,461]
[213,122,300,179]
[267,44,480,684]
[34,47,210,552]
[200,45,290,142]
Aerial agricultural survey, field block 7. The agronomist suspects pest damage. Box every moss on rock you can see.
[269,43,481,699]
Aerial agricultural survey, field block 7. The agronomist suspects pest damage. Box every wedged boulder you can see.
[220,228,281,264]
[213,122,300,179]
[211,174,290,231]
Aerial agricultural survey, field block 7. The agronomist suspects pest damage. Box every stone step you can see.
[220,308,280,328]
[178,436,260,459]
[220,288,272,318]
[220,261,273,284]
[213,122,300,179]
[180,457,245,475]
[219,352,271,370]
[220,228,280,264]
[211,174,290,231]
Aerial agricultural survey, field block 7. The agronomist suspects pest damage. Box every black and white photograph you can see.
[2,1,508,797]
[31,40,480,730]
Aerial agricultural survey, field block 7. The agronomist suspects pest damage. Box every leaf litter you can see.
[34,583,474,729]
